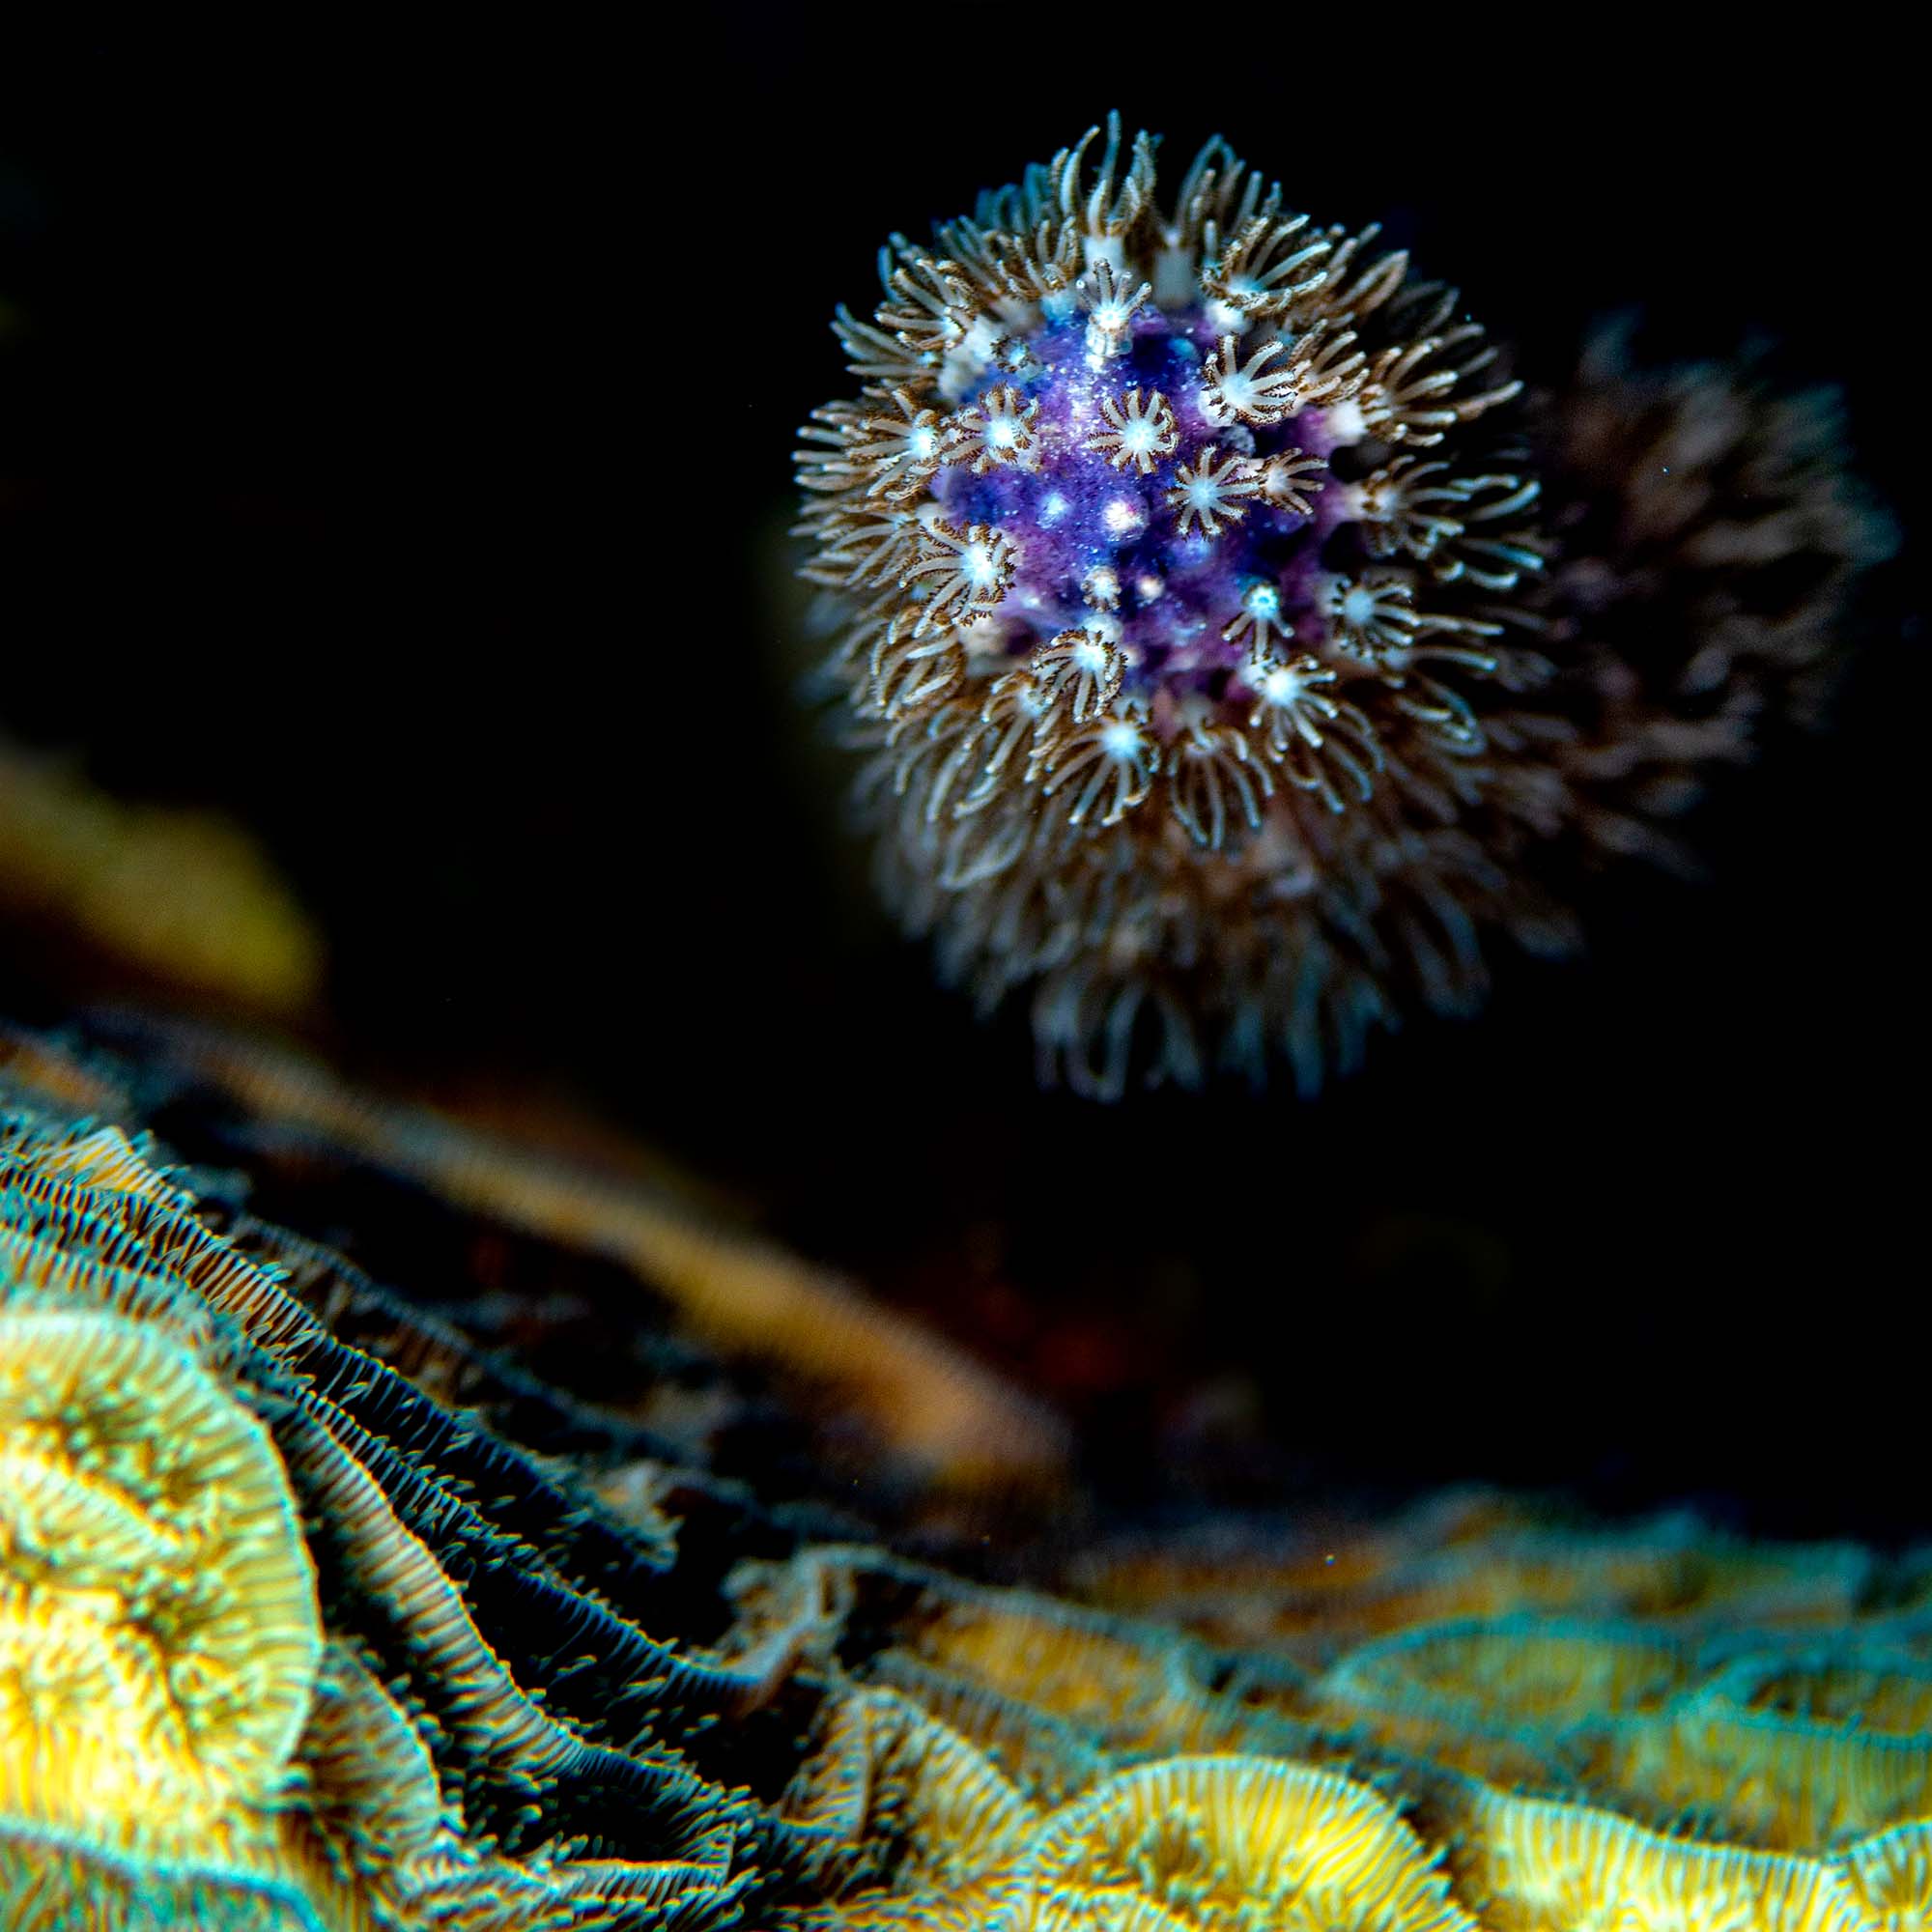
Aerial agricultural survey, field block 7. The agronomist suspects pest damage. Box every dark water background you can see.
[0,28,1920,1538]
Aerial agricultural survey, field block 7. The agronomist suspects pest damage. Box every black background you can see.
[0,26,1920,1538]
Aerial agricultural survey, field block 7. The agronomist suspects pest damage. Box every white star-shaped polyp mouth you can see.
[1101,721,1144,759]
[1073,639,1110,674]
[964,544,999,588]
[1245,585,1281,618]
[989,420,1017,448]
[1341,586,1379,625]
[1104,499,1145,538]
[1261,666,1303,702]
[1325,398,1368,444]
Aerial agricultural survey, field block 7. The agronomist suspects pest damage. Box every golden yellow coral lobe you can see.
[793,1746,1474,1932]
[0,1306,321,1851]
[1013,1755,1474,1932]
[1451,1786,1863,1932]
[905,1590,1242,1757]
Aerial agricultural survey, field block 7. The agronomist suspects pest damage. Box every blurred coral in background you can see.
[0,739,324,1014]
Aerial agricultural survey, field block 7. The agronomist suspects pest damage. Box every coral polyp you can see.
[795,116,1889,1096]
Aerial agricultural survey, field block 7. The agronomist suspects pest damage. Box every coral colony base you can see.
[793,118,1889,1097]
[11,1012,1932,1927]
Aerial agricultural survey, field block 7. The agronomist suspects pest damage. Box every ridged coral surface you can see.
[793,119,1889,1096]
[0,1305,320,1851]
[6,1012,1932,1926]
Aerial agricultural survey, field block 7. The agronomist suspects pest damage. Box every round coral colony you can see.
[0,1306,321,1851]
[795,116,1544,1096]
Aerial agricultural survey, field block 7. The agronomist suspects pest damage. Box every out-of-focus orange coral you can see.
[0,741,324,1016]
[104,1014,1071,1506]
[1067,1507,1874,1662]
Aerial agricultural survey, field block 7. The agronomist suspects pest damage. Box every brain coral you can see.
[0,1305,320,1855]
[8,1009,1932,1927]
[794,116,1890,1095]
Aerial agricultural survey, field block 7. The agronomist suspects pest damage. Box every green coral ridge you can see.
[5,1012,1932,1928]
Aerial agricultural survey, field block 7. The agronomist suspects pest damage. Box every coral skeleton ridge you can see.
[7,1011,1932,1925]
[793,116,1890,1096]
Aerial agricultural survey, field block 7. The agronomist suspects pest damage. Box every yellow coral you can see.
[0,1821,336,1931]
[18,1013,1932,1931]
[1320,1618,1688,1727]
[1010,1755,1476,1932]
[785,1684,1037,1891]
[0,1306,321,1855]
[1310,1618,1689,1781]
[1451,1784,1861,1932]
[906,1588,1240,1757]
[865,1650,1110,1807]
[1839,1820,1932,1932]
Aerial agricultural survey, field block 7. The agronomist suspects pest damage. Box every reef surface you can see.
[5,1012,1931,1929]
